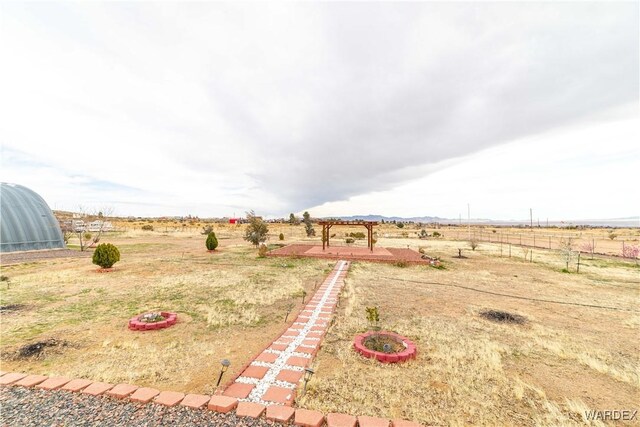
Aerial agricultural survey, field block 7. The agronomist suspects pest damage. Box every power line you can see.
[380,276,638,312]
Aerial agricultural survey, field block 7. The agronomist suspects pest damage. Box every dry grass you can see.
[0,230,330,393]
[298,239,639,426]
[1,223,638,425]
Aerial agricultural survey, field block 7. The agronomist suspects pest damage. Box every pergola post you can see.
[317,220,378,252]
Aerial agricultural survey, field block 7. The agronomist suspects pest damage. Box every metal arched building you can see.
[0,183,65,252]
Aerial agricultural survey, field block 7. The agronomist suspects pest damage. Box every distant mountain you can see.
[321,214,639,228]
[325,214,447,223]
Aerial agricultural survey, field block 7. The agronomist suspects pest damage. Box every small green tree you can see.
[396,222,404,229]
[92,243,120,268]
[206,231,218,251]
[279,232,285,241]
[244,211,269,246]
[365,306,380,330]
[288,213,299,225]
[302,211,315,237]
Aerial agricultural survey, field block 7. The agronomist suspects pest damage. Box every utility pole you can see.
[467,203,471,240]
[530,208,533,229]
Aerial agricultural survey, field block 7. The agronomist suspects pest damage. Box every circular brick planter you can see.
[353,331,417,363]
[128,312,178,331]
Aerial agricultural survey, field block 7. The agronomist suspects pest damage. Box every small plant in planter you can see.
[139,312,165,323]
[206,231,218,251]
[92,243,120,270]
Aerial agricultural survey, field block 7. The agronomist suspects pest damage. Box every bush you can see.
[206,232,218,250]
[141,224,154,231]
[432,231,441,238]
[244,211,269,246]
[345,237,355,245]
[396,223,404,229]
[92,243,120,268]
[349,232,366,239]
[258,243,268,258]
[279,233,285,241]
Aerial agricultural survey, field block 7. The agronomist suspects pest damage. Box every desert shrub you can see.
[394,260,408,268]
[608,231,617,240]
[345,237,355,245]
[303,211,315,237]
[418,247,426,254]
[206,232,218,250]
[432,231,441,237]
[258,243,268,258]
[244,211,269,246]
[349,232,366,239]
[622,245,639,264]
[279,233,285,241]
[141,224,154,231]
[469,239,479,250]
[92,243,120,268]
[83,232,92,240]
[396,222,404,229]
[201,225,214,235]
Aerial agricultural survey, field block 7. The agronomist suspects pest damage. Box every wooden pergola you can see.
[318,220,379,252]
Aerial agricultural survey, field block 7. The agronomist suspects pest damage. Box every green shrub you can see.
[92,243,120,268]
[345,237,355,244]
[279,233,285,241]
[396,222,404,228]
[432,231,441,237]
[206,232,218,250]
[349,232,366,239]
[141,224,154,231]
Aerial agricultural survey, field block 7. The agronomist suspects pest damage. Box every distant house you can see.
[87,220,114,232]
[229,218,239,224]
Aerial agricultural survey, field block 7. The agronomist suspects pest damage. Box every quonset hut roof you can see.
[0,183,65,252]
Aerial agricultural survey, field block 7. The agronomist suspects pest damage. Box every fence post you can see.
[509,243,511,258]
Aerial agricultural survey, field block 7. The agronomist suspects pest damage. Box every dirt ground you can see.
[1,222,638,426]
[0,230,331,395]
[298,238,639,426]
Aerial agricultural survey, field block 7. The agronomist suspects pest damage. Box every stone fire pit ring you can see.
[128,312,178,331]
[353,331,417,363]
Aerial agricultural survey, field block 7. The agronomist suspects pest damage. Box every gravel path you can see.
[0,387,277,427]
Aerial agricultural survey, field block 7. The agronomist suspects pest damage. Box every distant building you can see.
[0,183,65,252]
[229,218,239,224]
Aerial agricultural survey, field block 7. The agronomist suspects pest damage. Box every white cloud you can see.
[0,2,637,219]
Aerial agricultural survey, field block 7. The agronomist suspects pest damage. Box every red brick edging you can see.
[353,331,417,363]
[0,371,424,427]
[128,312,177,331]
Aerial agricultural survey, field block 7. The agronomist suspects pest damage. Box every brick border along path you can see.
[224,260,349,406]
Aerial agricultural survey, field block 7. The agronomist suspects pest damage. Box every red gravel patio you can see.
[267,244,431,264]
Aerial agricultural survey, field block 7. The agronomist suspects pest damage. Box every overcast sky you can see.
[1,2,638,221]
